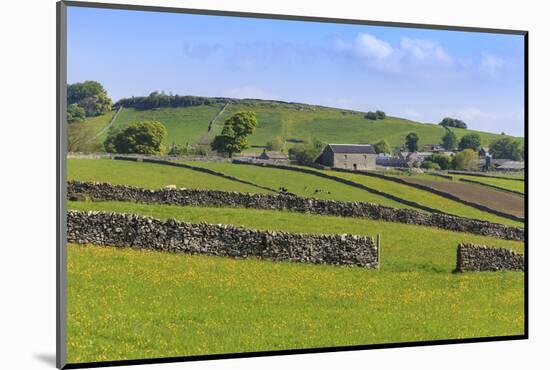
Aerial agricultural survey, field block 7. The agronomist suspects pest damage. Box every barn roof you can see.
[328,144,376,154]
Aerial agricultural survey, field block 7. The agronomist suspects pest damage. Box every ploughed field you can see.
[66,158,525,363]
[398,177,524,218]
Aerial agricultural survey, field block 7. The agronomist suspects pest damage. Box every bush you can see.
[67,103,86,123]
[439,117,467,129]
[104,120,167,155]
[376,110,386,119]
[288,139,325,165]
[441,130,458,150]
[420,161,441,170]
[373,139,391,154]
[364,111,377,120]
[430,153,453,170]
[458,133,482,151]
[405,132,419,152]
[452,149,478,170]
[266,136,284,151]
[489,138,524,160]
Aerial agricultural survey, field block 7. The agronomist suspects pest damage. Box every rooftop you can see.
[328,144,376,154]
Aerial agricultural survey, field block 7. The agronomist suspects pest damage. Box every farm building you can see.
[259,150,289,160]
[316,144,377,170]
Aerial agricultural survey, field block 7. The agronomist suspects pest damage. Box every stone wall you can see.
[68,181,524,241]
[67,210,379,268]
[455,243,524,272]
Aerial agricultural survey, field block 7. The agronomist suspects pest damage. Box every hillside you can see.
[81,96,524,152]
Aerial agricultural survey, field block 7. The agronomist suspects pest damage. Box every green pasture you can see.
[67,201,524,363]
[96,101,523,151]
[67,159,268,194]
[176,160,412,209]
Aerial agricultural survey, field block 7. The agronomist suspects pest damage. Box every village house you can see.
[316,144,377,170]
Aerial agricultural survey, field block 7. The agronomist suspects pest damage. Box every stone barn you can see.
[316,144,377,170]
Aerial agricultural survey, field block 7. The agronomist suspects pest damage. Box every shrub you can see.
[441,130,458,150]
[376,110,386,119]
[364,111,377,120]
[439,117,467,129]
[489,138,524,160]
[104,120,167,155]
[405,132,419,152]
[266,136,284,151]
[374,139,391,154]
[421,161,441,170]
[452,149,478,170]
[458,133,482,151]
[430,153,453,170]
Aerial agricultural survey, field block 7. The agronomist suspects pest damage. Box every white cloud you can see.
[336,33,454,73]
[479,52,505,78]
[354,33,394,59]
[225,86,278,100]
[400,37,452,65]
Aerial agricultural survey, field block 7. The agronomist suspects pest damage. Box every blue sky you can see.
[67,7,525,136]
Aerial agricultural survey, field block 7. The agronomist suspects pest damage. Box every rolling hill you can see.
[81,96,524,152]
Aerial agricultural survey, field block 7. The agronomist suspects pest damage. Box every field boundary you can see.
[458,178,524,196]
[231,160,445,215]
[68,181,524,241]
[332,168,524,223]
[68,210,379,268]
[113,156,281,194]
[448,170,524,181]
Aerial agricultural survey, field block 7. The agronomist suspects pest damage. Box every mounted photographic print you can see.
[57,1,527,368]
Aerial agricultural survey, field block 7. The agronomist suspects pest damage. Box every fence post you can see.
[376,233,381,270]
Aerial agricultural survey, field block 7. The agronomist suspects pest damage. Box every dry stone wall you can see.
[455,243,524,272]
[68,181,524,241]
[67,210,379,268]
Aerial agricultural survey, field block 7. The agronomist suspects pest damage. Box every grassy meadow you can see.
[98,100,523,151]
[67,239,523,363]
[67,158,269,194]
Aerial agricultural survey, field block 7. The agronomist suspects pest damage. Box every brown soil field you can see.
[403,178,525,218]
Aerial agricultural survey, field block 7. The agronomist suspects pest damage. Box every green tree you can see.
[439,117,467,129]
[375,110,386,119]
[67,103,86,123]
[67,80,112,116]
[441,130,458,150]
[373,139,391,154]
[288,139,324,165]
[405,132,419,152]
[266,136,284,151]
[421,161,441,170]
[489,138,524,160]
[458,133,482,151]
[211,111,258,157]
[364,111,377,120]
[104,120,167,154]
[430,153,453,170]
[452,149,478,170]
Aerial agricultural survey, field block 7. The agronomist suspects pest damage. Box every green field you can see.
[175,160,412,208]
[96,98,524,151]
[67,159,269,194]
[66,154,525,363]
[298,166,522,226]
[452,174,525,194]
[68,244,523,363]
[113,105,224,146]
